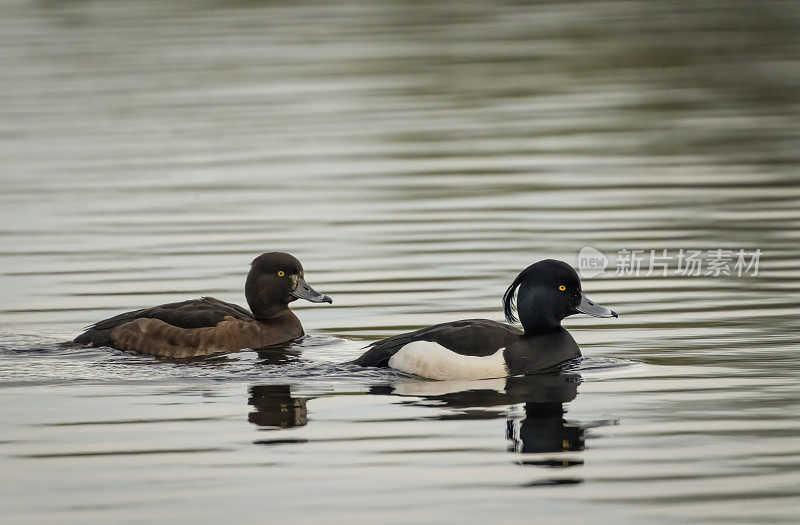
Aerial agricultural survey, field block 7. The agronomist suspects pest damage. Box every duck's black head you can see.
[503,259,617,334]
[246,252,332,319]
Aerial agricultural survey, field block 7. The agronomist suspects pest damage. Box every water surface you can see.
[1,1,799,523]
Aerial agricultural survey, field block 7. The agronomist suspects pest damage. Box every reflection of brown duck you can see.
[72,252,331,358]
[248,385,308,429]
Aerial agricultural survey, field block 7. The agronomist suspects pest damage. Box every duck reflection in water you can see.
[248,384,308,429]
[246,373,617,479]
[507,400,584,468]
[503,374,585,466]
[373,372,615,472]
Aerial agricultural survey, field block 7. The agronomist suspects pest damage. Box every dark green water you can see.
[1,1,799,523]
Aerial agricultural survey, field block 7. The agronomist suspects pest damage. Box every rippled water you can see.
[2,1,799,523]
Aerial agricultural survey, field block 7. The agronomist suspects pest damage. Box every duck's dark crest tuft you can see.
[503,268,528,323]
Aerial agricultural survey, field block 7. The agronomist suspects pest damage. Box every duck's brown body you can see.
[73,253,330,358]
[75,297,303,358]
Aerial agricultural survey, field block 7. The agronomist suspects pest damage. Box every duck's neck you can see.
[522,320,563,336]
[518,293,564,335]
[245,290,291,321]
[247,302,304,345]
[251,302,294,321]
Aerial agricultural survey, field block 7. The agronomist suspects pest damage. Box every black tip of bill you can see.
[576,292,618,319]
[292,278,333,304]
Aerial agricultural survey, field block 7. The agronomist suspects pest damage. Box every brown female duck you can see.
[73,252,331,358]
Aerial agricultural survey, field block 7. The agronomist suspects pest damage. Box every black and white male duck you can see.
[353,259,617,380]
[73,252,331,359]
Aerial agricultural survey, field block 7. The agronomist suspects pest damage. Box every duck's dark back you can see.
[73,297,253,347]
[353,318,522,367]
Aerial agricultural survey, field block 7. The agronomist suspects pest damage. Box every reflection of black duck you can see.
[248,385,308,429]
[504,373,585,461]
[374,373,580,410]
[507,403,585,467]
[371,372,597,464]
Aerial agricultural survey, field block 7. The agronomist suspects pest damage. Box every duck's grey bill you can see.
[577,292,617,318]
[292,278,333,304]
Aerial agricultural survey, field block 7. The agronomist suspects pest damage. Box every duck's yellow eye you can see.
[558,285,566,291]
[277,270,285,277]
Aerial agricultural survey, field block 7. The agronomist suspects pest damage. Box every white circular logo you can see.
[577,246,608,279]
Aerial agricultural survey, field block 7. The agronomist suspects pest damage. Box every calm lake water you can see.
[2,0,799,523]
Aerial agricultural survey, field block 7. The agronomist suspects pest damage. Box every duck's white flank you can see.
[387,341,508,380]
